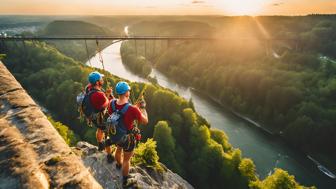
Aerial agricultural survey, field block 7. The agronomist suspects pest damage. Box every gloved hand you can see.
[139,100,146,109]
[107,89,115,100]
[105,88,113,97]
[135,100,146,109]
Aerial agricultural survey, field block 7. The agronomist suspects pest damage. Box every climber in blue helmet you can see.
[115,81,131,95]
[83,71,113,152]
[88,71,104,86]
[106,81,148,187]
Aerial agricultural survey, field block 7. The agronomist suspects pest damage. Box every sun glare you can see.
[214,0,267,15]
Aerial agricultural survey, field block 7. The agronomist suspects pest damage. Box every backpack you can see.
[82,88,101,117]
[106,99,130,144]
[77,88,103,126]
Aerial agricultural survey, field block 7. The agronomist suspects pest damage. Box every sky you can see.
[1,0,336,16]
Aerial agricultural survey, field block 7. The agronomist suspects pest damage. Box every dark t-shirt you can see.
[108,100,142,130]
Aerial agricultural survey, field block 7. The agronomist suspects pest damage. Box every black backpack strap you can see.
[86,88,102,112]
[87,88,99,103]
[120,103,130,115]
[111,99,117,112]
[85,85,90,94]
[110,100,130,115]
[88,88,99,95]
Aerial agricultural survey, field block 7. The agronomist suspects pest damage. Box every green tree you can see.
[47,116,79,146]
[250,169,315,189]
[238,158,257,183]
[0,54,6,60]
[132,138,161,170]
[153,121,181,173]
[210,129,232,152]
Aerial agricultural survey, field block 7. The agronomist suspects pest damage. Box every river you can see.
[86,41,335,188]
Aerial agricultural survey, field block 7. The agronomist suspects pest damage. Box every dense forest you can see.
[120,16,336,171]
[1,38,312,188]
[257,16,336,58]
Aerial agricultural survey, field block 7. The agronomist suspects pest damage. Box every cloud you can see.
[272,2,284,6]
[192,0,205,4]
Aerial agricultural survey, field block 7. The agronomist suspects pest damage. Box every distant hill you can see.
[43,20,111,36]
[42,20,112,62]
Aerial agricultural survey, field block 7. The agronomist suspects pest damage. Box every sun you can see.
[214,0,267,15]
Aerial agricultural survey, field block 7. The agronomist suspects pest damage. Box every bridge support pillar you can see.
[153,40,155,58]
[134,40,137,57]
[144,40,147,58]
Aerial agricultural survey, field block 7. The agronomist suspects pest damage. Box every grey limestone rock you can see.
[73,141,194,189]
[0,61,102,189]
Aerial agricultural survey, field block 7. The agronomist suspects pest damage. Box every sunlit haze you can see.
[1,0,336,15]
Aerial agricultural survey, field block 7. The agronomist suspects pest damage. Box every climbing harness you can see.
[106,99,130,144]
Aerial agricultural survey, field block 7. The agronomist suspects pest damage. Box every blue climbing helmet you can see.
[115,81,131,95]
[88,71,104,84]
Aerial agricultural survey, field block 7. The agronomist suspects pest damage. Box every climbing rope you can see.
[96,40,105,70]
[129,84,147,105]
[95,40,110,88]
[131,84,147,143]
[135,84,147,104]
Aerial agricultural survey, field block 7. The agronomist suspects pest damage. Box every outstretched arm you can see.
[139,108,148,125]
[135,102,148,125]
[105,88,114,100]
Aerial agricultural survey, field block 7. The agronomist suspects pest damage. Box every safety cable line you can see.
[84,40,92,66]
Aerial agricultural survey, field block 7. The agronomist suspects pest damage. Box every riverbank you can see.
[190,87,275,135]
[308,154,336,179]
[190,88,336,182]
